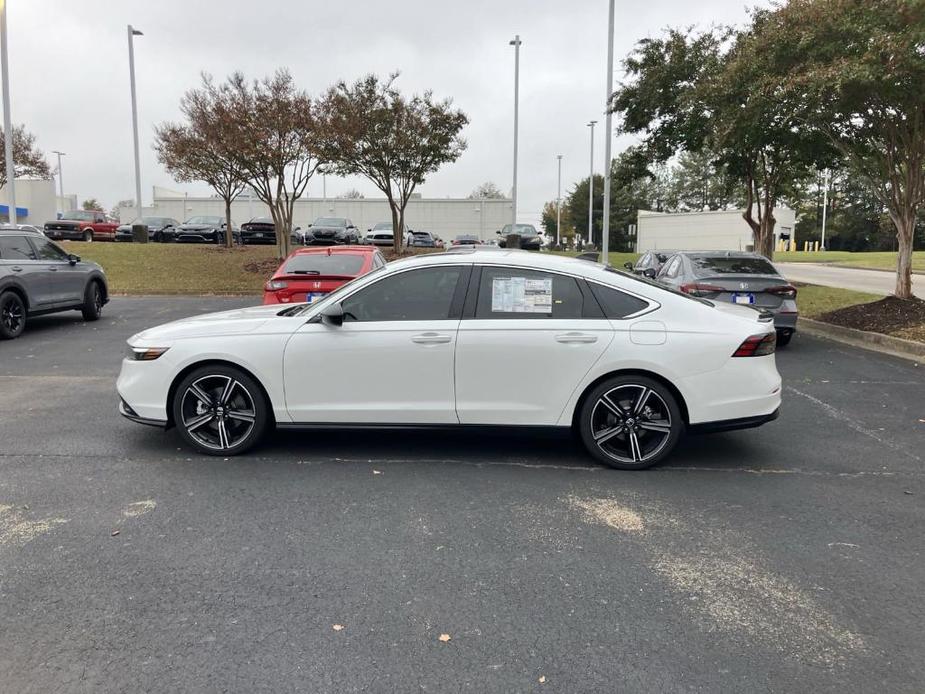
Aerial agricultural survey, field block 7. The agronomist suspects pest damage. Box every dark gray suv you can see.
[0,227,109,339]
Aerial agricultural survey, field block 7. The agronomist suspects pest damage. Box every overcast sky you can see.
[9,0,753,224]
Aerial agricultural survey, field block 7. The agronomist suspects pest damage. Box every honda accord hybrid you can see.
[117,250,781,469]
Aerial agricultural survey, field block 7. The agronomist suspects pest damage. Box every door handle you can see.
[411,332,452,344]
[555,332,598,344]
[10,266,22,272]
[48,267,58,271]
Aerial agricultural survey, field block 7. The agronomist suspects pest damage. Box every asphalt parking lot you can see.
[1,297,923,693]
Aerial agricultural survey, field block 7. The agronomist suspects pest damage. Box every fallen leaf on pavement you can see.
[111,529,120,536]
[373,470,382,475]
[438,633,451,642]
[332,624,344,631]
[538,676,546,683]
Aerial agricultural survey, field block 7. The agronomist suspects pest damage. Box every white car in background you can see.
[117,249,782,469]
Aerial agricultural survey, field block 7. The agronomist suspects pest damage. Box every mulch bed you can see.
[817,296,925,339]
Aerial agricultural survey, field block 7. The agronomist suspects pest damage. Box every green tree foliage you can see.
[541,200,575,245]
[82,198,103,211]
[751,0,925,296]
[318,73,468,254]
[469,181,505,199]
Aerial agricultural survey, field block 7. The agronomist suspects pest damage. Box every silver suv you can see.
[0,227,109,339]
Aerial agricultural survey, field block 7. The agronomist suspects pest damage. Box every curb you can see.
[799,318,924,362]
[827,263,925,276]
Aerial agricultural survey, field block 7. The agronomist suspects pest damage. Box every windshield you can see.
[282,253,366,276]
[373,222,392,230]
[185,216,223,225]
[604,266,714,306]
[61,211,96,221]
[314,217,347,227]
[691,255,778,276]
[129,217,170,226]
[248,217,274,225]
[279,264,388,317]
[500,224,538,236]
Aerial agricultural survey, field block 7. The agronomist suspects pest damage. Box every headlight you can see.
[127,345,170,361]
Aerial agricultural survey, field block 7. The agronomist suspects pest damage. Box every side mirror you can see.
[643,268,657,279]
[320,302,344,326]
[68,254,80,265]
[623,262,634,271]
[495,230,501,235]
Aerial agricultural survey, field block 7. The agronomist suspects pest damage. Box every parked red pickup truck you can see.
[44,210,119,242]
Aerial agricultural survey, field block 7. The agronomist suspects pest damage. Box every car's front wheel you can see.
[172,366,270,455]
[578,375,683,470]
[0,290,26,339]
[81,281,103,321]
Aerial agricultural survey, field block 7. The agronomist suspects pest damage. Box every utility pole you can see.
[556,154,563,248]
[820,169,829,251]
[1,0,16,224]
[587,120,597,245]
[510,35,522,229]
[127,25,144,222]
[601,0,615,259]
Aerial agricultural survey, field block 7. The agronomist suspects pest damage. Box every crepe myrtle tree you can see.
[220,70,323,259]
[318,73,468,254]
[154,75,247,248]
[0,125,50,189]
[751,0,925,299]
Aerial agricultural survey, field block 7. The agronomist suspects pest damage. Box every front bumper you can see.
[45,227,84,240]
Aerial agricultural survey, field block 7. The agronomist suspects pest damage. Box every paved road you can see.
[1,298,923,693]
[775,261,923,298]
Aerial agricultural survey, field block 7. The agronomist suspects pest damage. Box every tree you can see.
[111,199,134,221]
[469,181,505,199]
[319,73,468,253]
[220,70,322,258]
[752,0,925,298]
[671,150,741,212]
[155,74,248,249]
[541,200,575,245]
[0,125,50,188]
[611,25,834,258]
[82,198,103,211]
[337,188,365,199]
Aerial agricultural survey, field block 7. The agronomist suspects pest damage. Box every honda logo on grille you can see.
[739,282,749,289]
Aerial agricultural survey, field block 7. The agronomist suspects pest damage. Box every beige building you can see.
[636,208,796,252]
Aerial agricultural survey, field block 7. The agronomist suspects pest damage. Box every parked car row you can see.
[626,250,798,346]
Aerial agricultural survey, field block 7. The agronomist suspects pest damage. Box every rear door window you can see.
[475,267,583,319]
[0,236,37,260]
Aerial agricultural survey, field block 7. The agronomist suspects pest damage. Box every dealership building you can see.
[120,187,514,241]
[635,208,796,252]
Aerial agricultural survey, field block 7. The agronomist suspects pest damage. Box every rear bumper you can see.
[119,400,167,428]
[687,407,779,434]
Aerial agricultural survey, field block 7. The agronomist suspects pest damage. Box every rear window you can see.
[283,254,365,276]
[691,256,777,276]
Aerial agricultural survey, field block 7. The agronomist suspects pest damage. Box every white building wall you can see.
[123,193,513,242]
[0,178,59,226]
[636,208,796,252]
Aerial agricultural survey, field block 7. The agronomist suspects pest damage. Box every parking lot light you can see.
[1,0,17,225]
[128,25,144,223]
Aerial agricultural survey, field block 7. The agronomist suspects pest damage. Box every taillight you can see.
[733,332,777,357]
[767,284,798,299]
[265,279,288,291]
[680,282,725,296]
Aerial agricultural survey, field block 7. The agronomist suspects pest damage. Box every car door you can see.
[454,265,614,425]
[28,235,82,304]
[0,234,55,306]
[283,265,468,423]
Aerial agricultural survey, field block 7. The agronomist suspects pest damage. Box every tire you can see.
[0,290,26,340]
[577,375,683,470]
[153,231,161,243]
[172,365,270,456]
[776,330,793,347]
[83,229,93,242]
[81,280,104,321]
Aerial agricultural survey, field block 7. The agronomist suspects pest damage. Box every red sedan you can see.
[263,245,386,305]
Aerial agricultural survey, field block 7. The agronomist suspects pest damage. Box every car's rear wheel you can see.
[578,375,683,470]
[0,291,26,340]
[81,281,103,321]
[172,366,269,456]
[776,329,793,347]
[82,229,93,242]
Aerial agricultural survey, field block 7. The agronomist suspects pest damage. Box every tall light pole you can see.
[556,154,563,248]
[510,34,522,229]
[52,150,65,206]
[1,0,17,224]
[820,169,830,251]
[127,25,143,222]
[601,0,616,259]
[587,120,597,245]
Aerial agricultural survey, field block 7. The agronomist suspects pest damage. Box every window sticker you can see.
[491,276,553,313]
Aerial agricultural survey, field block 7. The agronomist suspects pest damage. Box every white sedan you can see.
[117,250,782,469]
